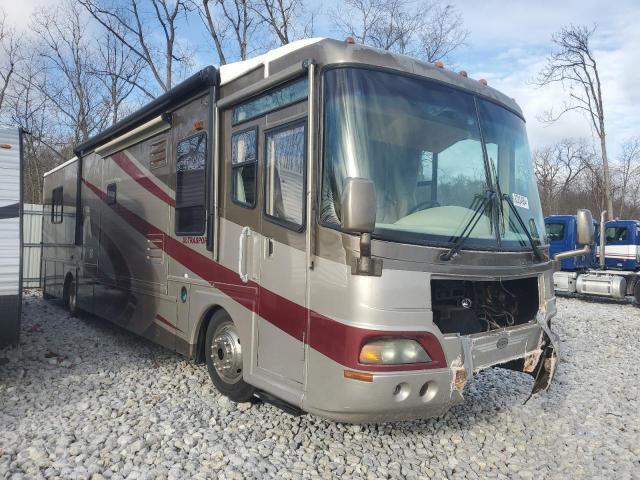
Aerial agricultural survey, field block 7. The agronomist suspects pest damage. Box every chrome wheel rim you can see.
[211,321,243,384]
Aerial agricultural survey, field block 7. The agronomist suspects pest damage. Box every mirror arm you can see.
[352,232,383,276]
[552,244,591,271]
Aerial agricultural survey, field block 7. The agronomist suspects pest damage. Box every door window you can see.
[264,122,306,230]
[51,187,63,224]
[175,133,207,235]
[605,227,628,244]
[545,223,565,241]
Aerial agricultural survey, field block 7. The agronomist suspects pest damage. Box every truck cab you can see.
[545,215,597,271]
[602,220,640,270]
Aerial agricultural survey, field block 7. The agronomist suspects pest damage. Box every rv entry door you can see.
[257,119,308,385]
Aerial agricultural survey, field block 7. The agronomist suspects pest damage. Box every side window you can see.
[605,227,628,244]
[175,133,207,235]
[106,183,117,205]
[545,223,565,241]
[264,122,306,230]
[51,187,63,224]
[231,128,258,207]
[232,78,308,125]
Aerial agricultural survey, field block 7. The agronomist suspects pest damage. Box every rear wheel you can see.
[205,310,255,402]
[65,277,79,317]
[633,279,640,306]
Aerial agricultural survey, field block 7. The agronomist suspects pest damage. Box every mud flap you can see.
[525,312,560,402]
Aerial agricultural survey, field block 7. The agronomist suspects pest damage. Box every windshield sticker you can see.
[512,193,529,209]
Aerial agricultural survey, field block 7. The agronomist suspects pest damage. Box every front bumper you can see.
[302,315,556,423]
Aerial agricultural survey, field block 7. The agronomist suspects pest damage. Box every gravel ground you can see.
[1,291,639,479]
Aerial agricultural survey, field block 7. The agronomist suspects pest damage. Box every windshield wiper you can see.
[487,157,542,260]
[440,191,496,261]
[501,193,543,261]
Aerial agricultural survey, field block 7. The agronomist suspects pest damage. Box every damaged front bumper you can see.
[445,306,559,400]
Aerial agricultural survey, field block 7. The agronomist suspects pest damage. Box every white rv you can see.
[42,39,591,422]
[0,127,24,348]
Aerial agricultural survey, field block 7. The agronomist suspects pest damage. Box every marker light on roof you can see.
[458,70,468,77]
[345,36,355,44]
[434,60,444,69]
[479,78,488,86]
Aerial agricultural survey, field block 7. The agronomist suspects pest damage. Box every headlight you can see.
[359,338,431,365]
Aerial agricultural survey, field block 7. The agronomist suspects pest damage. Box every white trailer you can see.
[0,128,24,348]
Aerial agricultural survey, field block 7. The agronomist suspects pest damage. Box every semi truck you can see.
[545,213,640,303]
[42,38,589,422]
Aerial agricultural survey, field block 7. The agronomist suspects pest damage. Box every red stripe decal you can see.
[81,178,446,372]
[155,314,183,332]
[112,151,176,207]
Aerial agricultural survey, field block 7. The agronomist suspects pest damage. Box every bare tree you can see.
[537,25,613,219]
[93,26,145,124]
[330,0,467,62]
[30,2,109,145]
[0,10,22,112]
[254,0,311,45]
[4,52,67,203]
[534,139,588,214]
[198,0,259,64]
[419,3,467,62]
[615,137,640,218]
[78,0,193,94]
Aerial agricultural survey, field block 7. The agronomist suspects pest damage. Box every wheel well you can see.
[195,305,225,364]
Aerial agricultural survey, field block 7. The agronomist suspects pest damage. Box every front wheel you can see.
[205,310,255,402]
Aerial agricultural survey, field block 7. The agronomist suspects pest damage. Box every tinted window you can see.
[51,187,63,224]
[232,78,308,125]
[231,128,257,207]
[106,183,117,205]
[605,227,628,244]
[175,133,207,235]
[545,223,565,241]
[264,122,306,229]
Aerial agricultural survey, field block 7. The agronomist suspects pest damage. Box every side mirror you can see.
[575,209,595,245]
[340,177,381,276]
[340,177,376,234]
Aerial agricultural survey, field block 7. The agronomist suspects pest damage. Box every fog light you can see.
[359,339,431,365]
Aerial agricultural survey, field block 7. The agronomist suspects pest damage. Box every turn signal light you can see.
[344,370,373,382]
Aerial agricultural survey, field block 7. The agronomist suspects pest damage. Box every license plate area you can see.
[465,323,542,371]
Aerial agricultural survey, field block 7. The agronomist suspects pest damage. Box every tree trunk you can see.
[599,130,614,220]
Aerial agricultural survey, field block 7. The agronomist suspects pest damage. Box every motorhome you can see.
[42,38,583,422]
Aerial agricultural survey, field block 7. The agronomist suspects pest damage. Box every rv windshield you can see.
[321,67,546,250]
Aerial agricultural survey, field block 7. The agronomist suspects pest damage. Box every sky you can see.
[3,0,639,157]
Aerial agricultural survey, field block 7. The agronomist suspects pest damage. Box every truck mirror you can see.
[575,209,595,245]
[340,177,376,234]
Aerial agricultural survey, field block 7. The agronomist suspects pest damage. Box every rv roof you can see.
[218,38,325,85]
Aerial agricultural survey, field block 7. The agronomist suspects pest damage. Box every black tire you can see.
[205,310,255,402]
[634,279,640,306]
[65,278,79,317]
